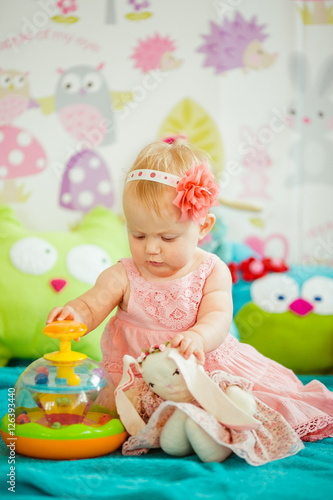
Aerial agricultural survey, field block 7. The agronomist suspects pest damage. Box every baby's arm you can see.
[46,262,128,333]
[171,259,233,364]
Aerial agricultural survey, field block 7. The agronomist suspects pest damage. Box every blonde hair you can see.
[123,141,214,215]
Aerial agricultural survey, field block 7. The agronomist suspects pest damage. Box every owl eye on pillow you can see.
[0,205,129,366]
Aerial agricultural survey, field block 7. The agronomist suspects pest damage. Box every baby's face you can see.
[123,190,201,280]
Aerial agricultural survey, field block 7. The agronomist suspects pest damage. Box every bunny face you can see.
[287,54,333,138]
[287,94,333,138]
[141,348,194,402]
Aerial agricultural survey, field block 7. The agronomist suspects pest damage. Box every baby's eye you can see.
[134,235,145,240]
[149,382,155,388]
[173,369,180,376]
[162,237,177,242]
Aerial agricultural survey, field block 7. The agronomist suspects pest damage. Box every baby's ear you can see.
[198,213,215,240]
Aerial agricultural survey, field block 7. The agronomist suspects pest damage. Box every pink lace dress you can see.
[100,253,333,442]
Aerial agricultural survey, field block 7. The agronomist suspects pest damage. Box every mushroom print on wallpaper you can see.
[197,12,277,75]
[0,69,47,203]
[59,149,114,212]
[0,125,46,203]
[0,125,47,203]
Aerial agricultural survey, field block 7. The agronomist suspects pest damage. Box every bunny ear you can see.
[115,355,146,436]
[289,53,309,93]
[168,350,260,431]
[315,55,333,97]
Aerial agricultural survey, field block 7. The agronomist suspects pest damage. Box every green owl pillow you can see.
[0,205,130,366]
[231,258,333,374]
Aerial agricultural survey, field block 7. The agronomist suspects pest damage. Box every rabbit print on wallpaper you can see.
[286,54,333,186]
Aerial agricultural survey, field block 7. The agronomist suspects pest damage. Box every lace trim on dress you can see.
[124,254,218,331]
[294,416,333,442]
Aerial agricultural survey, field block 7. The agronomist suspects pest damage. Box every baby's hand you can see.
[46,306,77,324]
[170,331,205,365]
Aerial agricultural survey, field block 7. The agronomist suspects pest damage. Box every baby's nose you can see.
[146,238,160,254]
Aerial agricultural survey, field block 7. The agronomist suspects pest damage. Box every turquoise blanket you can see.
[1,367,332,500]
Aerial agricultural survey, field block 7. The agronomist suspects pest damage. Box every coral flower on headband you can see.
[173,161,220,223]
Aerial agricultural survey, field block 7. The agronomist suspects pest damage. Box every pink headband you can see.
[126,160,220,223]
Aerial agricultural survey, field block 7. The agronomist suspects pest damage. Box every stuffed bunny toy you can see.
[115,344,303,464]
[287,53,333,186]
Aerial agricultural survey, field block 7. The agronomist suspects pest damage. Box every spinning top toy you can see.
[1,321,127,459]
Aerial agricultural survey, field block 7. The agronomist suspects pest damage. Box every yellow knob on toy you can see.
[43,321,88,385]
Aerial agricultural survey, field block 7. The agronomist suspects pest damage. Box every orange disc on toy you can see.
[44,320,87,339]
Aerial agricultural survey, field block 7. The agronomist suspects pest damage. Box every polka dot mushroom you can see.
[0,125,47,201]
[59,150,114,212]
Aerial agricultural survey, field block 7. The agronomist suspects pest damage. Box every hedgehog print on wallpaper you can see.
[197,13,277,75]
[131,34,182,72]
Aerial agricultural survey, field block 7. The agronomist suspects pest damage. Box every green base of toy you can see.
[1,405,127,459]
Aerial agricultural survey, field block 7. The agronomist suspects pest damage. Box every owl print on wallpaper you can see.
[38,64,133,147]
[55,64,115,146]
[0,69,37,124]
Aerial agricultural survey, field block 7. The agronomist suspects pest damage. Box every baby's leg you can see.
[160,409,193,456]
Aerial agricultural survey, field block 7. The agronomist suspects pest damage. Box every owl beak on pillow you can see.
[288,298,314,317]
[50,278,67,293]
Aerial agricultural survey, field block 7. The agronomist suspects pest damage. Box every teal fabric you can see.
[1,368,332,500]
